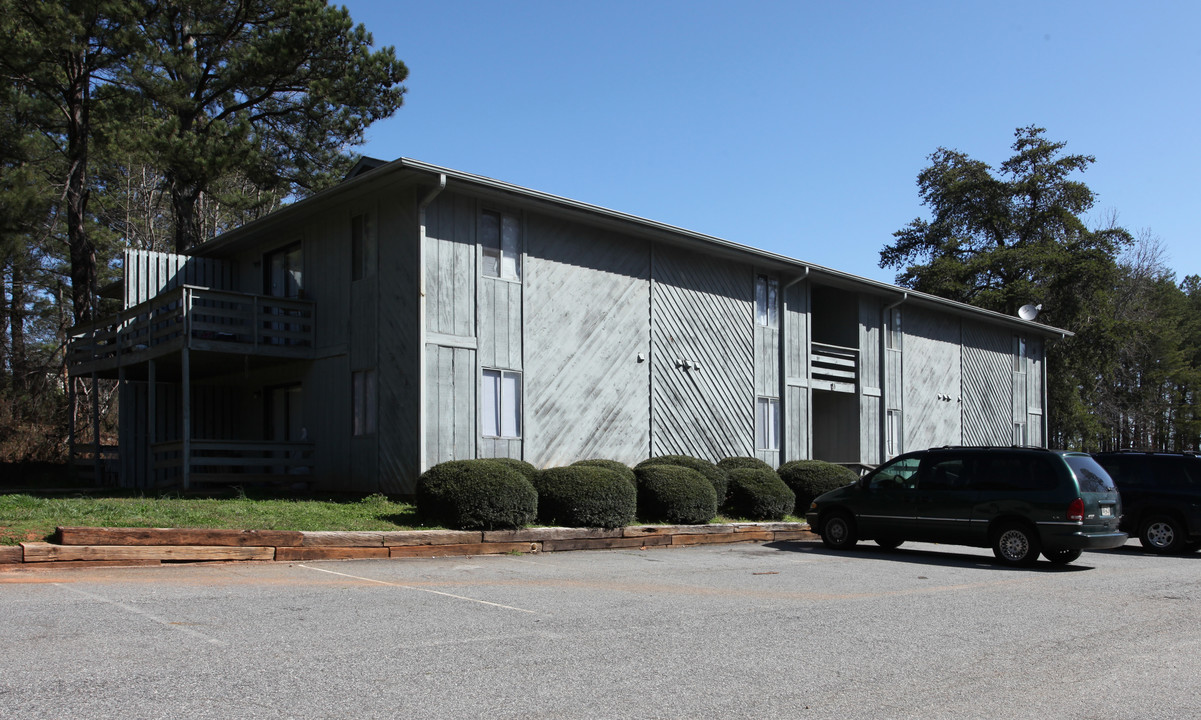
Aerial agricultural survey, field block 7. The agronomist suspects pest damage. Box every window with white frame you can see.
[755,275,779,328]
[1012,421,1028,446]
[482,369,522,438]
[886,307,903,350]
[480,210,522,280]
[756,396,780,451]
[351,212,376,282]
[887,409,903,457]
[1013,335,1027,372]
[352,369,377,436]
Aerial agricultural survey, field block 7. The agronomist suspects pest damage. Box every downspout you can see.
[778,267,809,463]
[417,174,446,475]
[880,292,908,461]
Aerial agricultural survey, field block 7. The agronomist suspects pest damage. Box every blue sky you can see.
[337,0,1200,286]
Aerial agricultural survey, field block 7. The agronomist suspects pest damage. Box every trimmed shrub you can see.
[415,459,538,530]
[634,464,718,525]
[571,459,637,487]
[722,468,795,521]
[488,457,539,482]
[777,460,858,511]
[532,466,636,529]
[636,455,729,504]
[718,456,774,473]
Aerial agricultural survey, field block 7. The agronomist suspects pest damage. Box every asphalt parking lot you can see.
[2,538,1199,719]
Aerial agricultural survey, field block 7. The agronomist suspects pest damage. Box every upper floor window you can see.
[481,210,521,281]
[886,307,903,350]
[265,243,302,298]
[351,212,376,281]
[755,275,778,328]
[1013,336,1027,372]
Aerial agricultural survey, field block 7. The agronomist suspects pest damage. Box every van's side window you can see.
[868,456,920,491]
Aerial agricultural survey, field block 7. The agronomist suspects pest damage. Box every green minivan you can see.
[805,447,1128,566]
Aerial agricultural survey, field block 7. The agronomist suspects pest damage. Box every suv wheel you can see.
[1139,515,1185,554]
[992,523,1042,566]
[821,512,858,550]
[874,538,904,550]
[1042,548,1082,565]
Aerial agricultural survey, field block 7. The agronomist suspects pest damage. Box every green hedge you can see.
[571,459,636,487]
[722,468,795,521]
[717,456,774,472]
[634,464,718,525]
[636,455,729,503]
[777,460,858,511]
[415,459,538,530]
[488,457,539,482]
[533,466,636,529]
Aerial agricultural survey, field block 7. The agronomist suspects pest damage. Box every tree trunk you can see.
[170,182,203,253]
[65,47,97,325]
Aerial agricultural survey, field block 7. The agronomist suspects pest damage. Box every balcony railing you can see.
[811,342,858,393]
[68,285,314,375]
[152,439,316,489]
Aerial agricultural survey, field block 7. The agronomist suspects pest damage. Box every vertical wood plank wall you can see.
[858,297,882,467]
[754,273,780,467]
[1027,338,1045,446]
[783,281,811,461]
[650,245,755,461]
[524,218,651,467]
[122,249,234,308]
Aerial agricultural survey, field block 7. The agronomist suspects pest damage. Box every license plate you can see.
[1101,505,1113,517]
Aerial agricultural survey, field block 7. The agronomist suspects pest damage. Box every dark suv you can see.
[1092,451,1201,554]
[806,447,1127,566]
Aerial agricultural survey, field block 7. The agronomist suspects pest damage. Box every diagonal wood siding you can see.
[904,307,962,449]
[650,245,754,461]
[962,320,1013,446]
[524,218,650,467]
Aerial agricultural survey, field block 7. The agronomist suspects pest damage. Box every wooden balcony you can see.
[67,285,314,377]
[811,342,858,393]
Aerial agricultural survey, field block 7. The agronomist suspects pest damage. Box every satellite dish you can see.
[1018,303,1043,321]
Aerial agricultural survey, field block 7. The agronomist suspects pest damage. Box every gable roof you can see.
[192,157,1070,338]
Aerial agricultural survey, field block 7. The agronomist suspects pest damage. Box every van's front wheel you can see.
[821,512,858,550]
[992,523,1041,566]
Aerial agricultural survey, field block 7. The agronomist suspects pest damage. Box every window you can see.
[265,243,303,298]
[1013,335,1027,372]
[886,307,903,350]
[482,369,522,438]
[868,455,920,491]
[755,275,778,328]
[1012,421,1027,446]
[351,213,376,281]
[756,396,780,451]
[352,369,377,436]
[886,409,903,457]
[480,210,521,280]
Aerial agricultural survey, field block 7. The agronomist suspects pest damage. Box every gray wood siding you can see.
[524,218,651,467]
[425,344,476,464]
[904,307,962,449]
[783,281,810,461]
[479,279,522,370]
[377,186,422,494]
[123,250,233,308]
[424,193,477,339]
[961,320,1013,446]
[859,296,882,466]
[755,324,780,396]
[650,245,754,462]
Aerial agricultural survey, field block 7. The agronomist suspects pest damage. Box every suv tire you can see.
[1042,548,1082,565]
[1139,514,1185,554]
[821,512,858,550]
[993,522,1042,566]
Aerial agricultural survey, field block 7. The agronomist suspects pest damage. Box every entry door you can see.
[266,385,304,442]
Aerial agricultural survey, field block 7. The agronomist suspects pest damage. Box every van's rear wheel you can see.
[821,512,858,550]
[992,523,1041,566]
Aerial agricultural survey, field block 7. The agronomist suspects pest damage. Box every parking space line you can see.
[296,564,539,614]
[55,584,226,646]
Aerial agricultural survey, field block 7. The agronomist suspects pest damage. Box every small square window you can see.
[755,275,778,328]
[756,396,780,451]
[482,369,522,438]
[481,211,521,281]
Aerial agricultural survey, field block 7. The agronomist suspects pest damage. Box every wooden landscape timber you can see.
[2,523,818,568]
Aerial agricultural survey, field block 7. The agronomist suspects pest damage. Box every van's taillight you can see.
[1067,498,1085,522]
